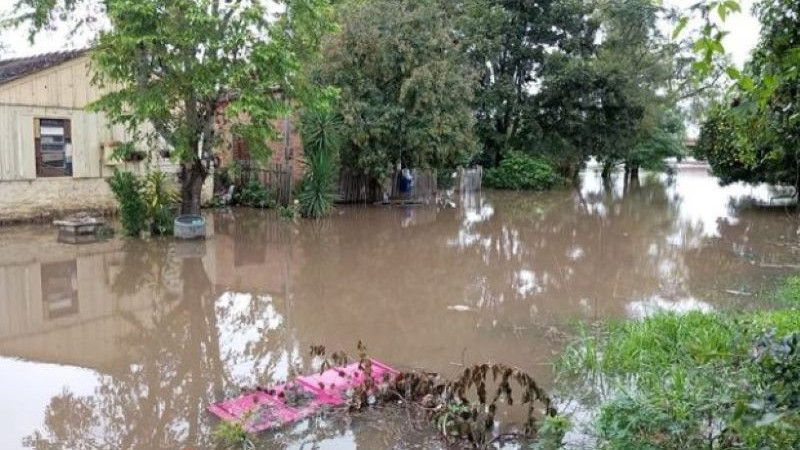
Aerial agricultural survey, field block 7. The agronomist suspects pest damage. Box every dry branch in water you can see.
[309,343,558,448]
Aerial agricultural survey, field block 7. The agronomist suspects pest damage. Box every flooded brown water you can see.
[1,168,799,449]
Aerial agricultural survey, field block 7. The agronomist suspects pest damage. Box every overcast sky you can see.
[0,0,761,65]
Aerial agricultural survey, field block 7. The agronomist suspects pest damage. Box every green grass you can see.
[776,275,800,305]
[556,276,800,450]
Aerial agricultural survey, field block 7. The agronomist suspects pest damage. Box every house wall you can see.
[0,56,136,221]
[215,103,305,186]
[0,55,213,222]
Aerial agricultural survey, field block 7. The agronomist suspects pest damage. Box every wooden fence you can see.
[337,170,384,204]
[237,164,481,206]
[240,162,293,206]
[337,169,439,204]
[456,166,482,192]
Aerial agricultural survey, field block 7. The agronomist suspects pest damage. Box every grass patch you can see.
[776,275,800,305]
[557,277,800,449]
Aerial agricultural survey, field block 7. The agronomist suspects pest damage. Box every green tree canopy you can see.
[696,0,800,190]
[457,0,597,169]
[590,0,686,176]
[316,0,477,180]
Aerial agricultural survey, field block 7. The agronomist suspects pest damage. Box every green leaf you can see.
[725,67,741,80]
[738,76,755,91]
[755,412,783,427]
[672,17,688,40]
[723,0,741,13]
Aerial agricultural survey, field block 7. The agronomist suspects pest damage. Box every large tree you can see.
[590,0,686,179]
[13,0,336,214]
[457,0,597,169]
[317,0,477,181]
[696,0,800,190]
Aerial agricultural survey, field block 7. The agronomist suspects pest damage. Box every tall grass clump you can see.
[297,109,341,219]
[776,275,800,305]
[108,170,147,237]
[556,285,800,450]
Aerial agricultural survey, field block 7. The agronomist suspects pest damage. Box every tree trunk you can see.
[180,159,207,215]
[601,162,614,180]
[624,162,640,184]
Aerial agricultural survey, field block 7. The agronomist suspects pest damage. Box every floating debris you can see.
[208,360,398,433]
[447,305,477,312]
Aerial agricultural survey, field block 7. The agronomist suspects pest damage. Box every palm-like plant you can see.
[297,109,342,219]
[142,171,180,235]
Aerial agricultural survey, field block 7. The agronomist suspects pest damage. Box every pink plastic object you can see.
[208,360,398,433]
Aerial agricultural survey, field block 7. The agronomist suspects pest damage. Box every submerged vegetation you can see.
[556,276,800,449]
[216,344,564,449]
[107,170,147,237]
[108,170,179,237]
[483,153,564,191]
[235,180,277,210]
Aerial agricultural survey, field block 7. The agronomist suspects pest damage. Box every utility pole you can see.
[283,1,293,206]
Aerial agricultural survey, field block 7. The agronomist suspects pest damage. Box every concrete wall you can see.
[0,177,117,223]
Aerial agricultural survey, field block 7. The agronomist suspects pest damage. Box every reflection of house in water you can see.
[41,260,79,320]
[0,241,161,373]
[0,224,224,376]
[0,217,297,378]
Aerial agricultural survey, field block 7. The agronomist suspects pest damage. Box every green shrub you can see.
[777,275,800,304]
[236,180,276,209]
[277,203,299,221]
[108,170,179,237]
[437,168,457,190]
[297,109,341,219]
[483,152,563,190]
[107,170,147,237]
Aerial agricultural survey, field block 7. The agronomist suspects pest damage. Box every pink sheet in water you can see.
[208,360,398,433]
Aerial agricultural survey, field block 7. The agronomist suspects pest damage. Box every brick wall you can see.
[214,102,305,185]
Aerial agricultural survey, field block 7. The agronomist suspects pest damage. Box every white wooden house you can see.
[0,49,308,223]
[0,50,184,223]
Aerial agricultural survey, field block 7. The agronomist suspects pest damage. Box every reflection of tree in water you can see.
[453,174,707,322]
[25,252,224,450]
[682,206,800,304]
[280,178,712,377]
[110,240,181,301]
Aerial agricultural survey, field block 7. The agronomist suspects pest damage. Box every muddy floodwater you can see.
[1,167,799,449]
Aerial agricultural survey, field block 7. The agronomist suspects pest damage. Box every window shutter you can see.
[63,119,72,140]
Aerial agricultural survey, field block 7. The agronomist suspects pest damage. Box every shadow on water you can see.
[0,168,798,449]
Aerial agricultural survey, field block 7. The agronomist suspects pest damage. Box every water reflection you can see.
[0,168,798,449]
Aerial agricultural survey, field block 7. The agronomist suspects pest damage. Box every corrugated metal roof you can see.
[0,49,89,86]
